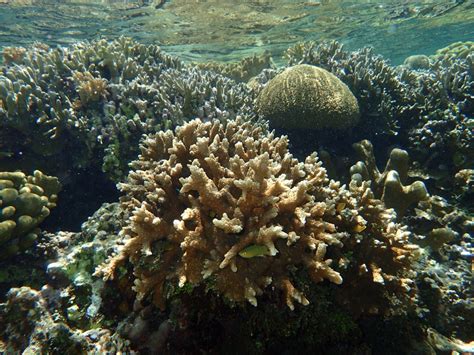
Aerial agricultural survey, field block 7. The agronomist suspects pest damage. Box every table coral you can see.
[0,170,61,259]
[97,118,419,314]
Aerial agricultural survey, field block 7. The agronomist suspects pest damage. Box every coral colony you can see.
[0,38,472,353]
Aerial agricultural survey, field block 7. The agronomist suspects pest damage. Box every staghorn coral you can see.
[350,140,428,217]
[97,118,418,315]
[0,170,61,259]
[255,64,360,130]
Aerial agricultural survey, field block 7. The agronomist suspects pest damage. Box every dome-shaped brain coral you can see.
[255,64,360,130]
[97,118,418,313]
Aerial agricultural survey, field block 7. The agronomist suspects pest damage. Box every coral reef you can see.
[0,37,472,354]
[280,41,420,136]
[279,41,473,175]
[255,64,360,130]
[430,41,474,62]
[0,170,60,259]
[350,140,429,217]
[0,37,254,181]
[97,118,418,316]
[195,51,274,83]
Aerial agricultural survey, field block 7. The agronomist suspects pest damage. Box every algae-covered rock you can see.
[0,170,61,259]
[255,64,360,130]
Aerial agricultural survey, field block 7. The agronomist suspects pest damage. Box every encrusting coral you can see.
[255,64,360,130]
[97,118,419,315]
[0,170,61,259]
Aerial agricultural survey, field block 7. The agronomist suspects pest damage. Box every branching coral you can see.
[72,71,108,106]
[195,51,274,83]
[0,37,254,181]
[97,118,419,315]
[278,41,472,174]
[1,46,26,65]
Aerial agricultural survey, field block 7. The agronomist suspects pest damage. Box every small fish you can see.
[336,202,346,212]
[239,244,271,259]
[353,224,367,233]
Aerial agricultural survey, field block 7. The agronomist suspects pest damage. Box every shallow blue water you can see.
[0,0,473,64]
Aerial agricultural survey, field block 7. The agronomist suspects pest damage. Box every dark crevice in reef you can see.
[42,168,120,233]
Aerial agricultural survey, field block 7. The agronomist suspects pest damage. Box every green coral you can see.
[0,170,61,259]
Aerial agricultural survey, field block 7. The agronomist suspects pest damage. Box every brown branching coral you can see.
[2,46,26,65]
[97,118,419,313]
[72,71,108,106]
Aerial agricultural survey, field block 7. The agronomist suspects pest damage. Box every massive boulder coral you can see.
[280,40,473,174]
[280,41,420,136]
[98,118,418,314]
[255,64,360,130]
[0,170,61,259]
